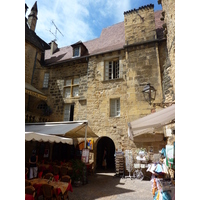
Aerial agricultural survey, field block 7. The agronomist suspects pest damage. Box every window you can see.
[105,60,119,80]
[64,77,80,98]
[64,104,74,121]
[110,98,120,117]
[43,73,49,88]
[73,46,80,57]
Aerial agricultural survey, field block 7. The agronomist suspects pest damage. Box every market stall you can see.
[147,147,175,200]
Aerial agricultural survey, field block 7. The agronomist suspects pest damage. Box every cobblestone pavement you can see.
[68,171,153,200]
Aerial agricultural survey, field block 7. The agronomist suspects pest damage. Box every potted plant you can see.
[71,159,85,186]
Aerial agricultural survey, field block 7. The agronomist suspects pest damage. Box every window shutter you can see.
[110,99,116,117]
[105,61,109,80]
[64,104,70,121]
[119,59,123,78]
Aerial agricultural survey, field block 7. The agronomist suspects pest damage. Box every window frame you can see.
[110,98,120,117]
[105,58,120,80]
[63,77,80,98]
[73,46,80,57]
[43,73,49,88]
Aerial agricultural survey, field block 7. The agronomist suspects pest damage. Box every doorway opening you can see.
[96,136,115,171]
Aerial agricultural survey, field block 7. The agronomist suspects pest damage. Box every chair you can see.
[53,165,60,175]
[60,175,71,183]
[25,186,36,198]
[42,184,54,200]
[59,175,71,200]
[60,166,68,177]
[43,172,54,179]
[25,179,31,187]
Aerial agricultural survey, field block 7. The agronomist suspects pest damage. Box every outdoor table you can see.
[29,178,73,197]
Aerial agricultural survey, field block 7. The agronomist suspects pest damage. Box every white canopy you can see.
[128,104,175,139]
[25,121,98,147]
[25,132,73,144]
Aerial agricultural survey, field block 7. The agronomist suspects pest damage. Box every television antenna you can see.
[47,20,64,41]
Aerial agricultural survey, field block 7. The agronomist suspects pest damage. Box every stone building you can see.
[25,2,51,123]
[26,3,174,170]
[158,0,175,146]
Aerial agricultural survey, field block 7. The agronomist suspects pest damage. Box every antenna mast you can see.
[47,20,64,41]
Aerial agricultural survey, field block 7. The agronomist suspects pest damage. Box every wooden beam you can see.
[25,89,47,101]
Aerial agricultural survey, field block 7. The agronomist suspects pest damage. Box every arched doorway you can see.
[96,136,115,171]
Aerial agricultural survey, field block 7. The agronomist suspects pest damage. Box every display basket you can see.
[134,163,141,169]
[140,164,146,168]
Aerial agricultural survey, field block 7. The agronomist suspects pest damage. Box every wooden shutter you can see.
[105,61,109,80]
[64,104,70,121]
[119,59,123,78]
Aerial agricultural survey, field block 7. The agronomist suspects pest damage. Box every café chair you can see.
[60,166,68,177]
[42,184,54,200]
[60,175,71,200]
[25,179,31,187]
[60,175,71,183]
[25,185,36,198]
[53,165,60,175]
[43,172,54,179]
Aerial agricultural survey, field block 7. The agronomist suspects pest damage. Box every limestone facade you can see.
[26,3,175,166]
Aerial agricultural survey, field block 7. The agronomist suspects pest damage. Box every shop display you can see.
[125,150,134,179]
[115,150,124,177]
[147,147,175,200]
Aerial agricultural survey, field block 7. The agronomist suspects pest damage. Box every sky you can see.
[25,0,162,48]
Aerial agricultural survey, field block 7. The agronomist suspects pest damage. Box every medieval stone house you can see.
[25,2,175,170]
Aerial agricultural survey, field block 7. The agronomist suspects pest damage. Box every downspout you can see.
[27,51,38,111]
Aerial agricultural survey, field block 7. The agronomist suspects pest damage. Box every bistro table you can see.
[29,178,73,197]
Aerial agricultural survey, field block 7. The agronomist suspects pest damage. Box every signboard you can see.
[87,139,93,150]
[81,148,89,163]
[166,145,174,168]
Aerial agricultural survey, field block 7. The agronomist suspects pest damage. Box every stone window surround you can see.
[103,55,123,81]
[43,72,49,88]
[63,77,80,98]
[110,98,120,117]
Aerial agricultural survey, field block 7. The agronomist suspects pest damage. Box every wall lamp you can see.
[142,83,156,105]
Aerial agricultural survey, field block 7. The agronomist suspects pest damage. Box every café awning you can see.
[25,120,98,139]
[25,82,47,101]
[25,132,73,144]
[128,104,175,139]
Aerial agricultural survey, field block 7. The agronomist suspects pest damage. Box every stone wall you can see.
[31,60,89,121]
[159,0,175,102]
[25,42,42,84]
[124,5,156,45]
[86,41,164,152]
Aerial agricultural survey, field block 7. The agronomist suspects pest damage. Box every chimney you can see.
[51,40,58,54]
[28,1,38,32]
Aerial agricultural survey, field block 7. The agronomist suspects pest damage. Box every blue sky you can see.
[25,0,162,48]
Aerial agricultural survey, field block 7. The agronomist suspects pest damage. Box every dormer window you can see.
[71,41,88,58]
[73,46,80,57]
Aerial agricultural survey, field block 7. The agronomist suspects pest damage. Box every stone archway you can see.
[96,136,115,170]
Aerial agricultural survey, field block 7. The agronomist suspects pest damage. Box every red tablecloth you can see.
[25,194,34,200]
[30,178,73,196]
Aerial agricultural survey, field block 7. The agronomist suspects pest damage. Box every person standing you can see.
[102,147,107,169]
[29,149,38,179]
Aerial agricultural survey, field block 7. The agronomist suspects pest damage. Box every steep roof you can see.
[25,21,50,51]
[44,10,164,66]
